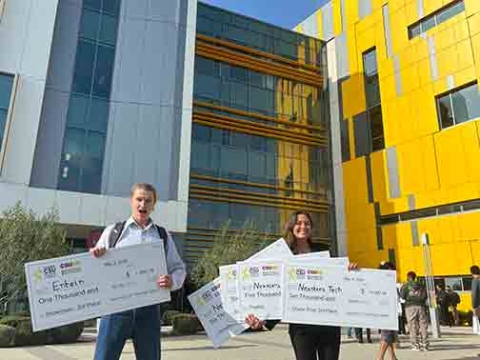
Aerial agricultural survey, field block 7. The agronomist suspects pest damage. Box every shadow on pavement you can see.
[120,344,257,353]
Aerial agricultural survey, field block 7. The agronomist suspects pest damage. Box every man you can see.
[90,183,186,360]
[436,284,452,326]
[446,285,460,326]
[471,266,480,321]
[400,271,428,351]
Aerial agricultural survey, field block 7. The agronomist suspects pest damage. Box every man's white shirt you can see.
[95,217,186,291]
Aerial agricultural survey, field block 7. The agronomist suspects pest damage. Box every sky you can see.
[201,0,330,30]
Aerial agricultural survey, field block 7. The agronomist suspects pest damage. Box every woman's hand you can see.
[348,262,359,271]
[245,314,266,330]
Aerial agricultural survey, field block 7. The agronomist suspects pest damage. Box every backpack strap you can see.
[108,221,169,253]
[154,225,169,254]
[108,221,126,248]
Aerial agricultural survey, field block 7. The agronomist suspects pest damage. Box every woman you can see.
[377,261,398,360]
[245,210,357,360]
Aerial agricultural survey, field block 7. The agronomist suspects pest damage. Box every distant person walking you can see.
[471,266,480,321]
[446,285,461,326]
[377,261,398,360]
[400,271,429,351]
[436,284,452,327]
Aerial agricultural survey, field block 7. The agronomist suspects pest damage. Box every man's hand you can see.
[348,263,359,271]
[157,275,173,289]
[245,314,265,330]
[90,247,107,258]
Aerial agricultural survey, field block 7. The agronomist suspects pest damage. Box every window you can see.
[58,0,121,194]
[362,48,385,153]
[369,106,384,151]
[196,3,322,67]
[0,73,14,158]
[437,82,480,129]
[408,1,465,39]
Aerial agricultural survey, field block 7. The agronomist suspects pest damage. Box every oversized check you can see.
[247,238,292,261]
[238,260,284,320]
[219,265,242,321]
[25,242,170,331]
[220,238,292,321]
[188,277,246,348]
[283,265,398,330]
[290,257,349,267]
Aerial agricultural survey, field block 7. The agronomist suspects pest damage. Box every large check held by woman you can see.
[283,265,398,330]
[25,243,170,332]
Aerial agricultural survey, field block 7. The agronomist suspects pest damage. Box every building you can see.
[186,3,334,265]
[3,0,477,307]
[0,0,196,253]
[0,1,335,266]
[297,0,480,308]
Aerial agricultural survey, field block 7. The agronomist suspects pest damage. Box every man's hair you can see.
[130,183,158,203]
[407,271,417,280]
[471,265,480,275]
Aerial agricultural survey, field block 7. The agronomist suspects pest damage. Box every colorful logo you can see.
[60,259,82,275]
[262,265,278,271]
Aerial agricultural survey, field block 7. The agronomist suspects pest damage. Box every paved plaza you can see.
[1,325,480,360]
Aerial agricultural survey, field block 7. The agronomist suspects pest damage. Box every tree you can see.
[0,203,68,314]
[191,220,269,287]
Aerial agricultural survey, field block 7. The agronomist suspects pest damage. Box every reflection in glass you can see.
[67,95,89,128]
[438,94,454,129]
[0,109,7,147]
[92,45,115,98]
[72,40,96,95]
[452,85,480,125]
[369,106,384,151]
[88,98,109,132]
[437,83,480,129]
[99,14,118,45]
[196,3,322,66]
[79,9,100,41]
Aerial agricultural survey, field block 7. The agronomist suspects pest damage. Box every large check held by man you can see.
[25,243,170,332]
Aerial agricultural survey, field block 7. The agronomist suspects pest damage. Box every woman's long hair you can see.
[283,210,314,253]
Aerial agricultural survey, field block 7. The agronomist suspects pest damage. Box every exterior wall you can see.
[0,0,59,185]
[298,0,480,307]
[0,0,196,234]
[186,3,332,266]
[102,0,196,203]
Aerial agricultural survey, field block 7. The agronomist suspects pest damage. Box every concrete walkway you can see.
[1,326,480,359]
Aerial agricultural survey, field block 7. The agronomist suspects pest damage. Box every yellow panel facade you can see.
[297,0,480,296]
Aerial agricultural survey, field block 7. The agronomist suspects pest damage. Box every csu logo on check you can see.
[296,268,306,279]
[42,265,57,279]
[249,267,260,277]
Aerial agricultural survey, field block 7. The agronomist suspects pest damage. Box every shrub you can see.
[0,325,15,347]
[14,319,50,346]
[191,221,269,287]
[49,322,84,344]
[172,314,200,335]
[162,310,181,326]
[0,315,30,328]
[0,203,68,312]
